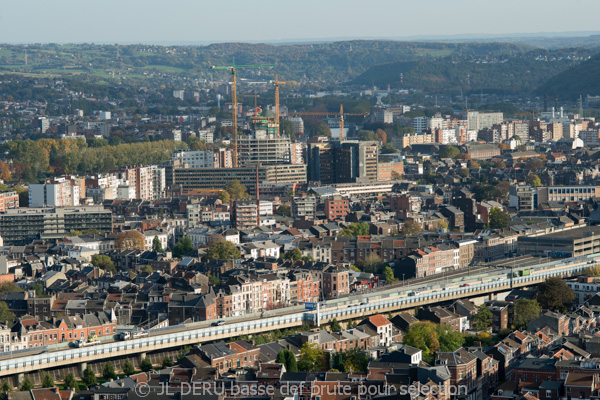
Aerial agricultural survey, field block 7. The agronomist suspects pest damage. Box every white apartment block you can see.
[171,149,215,168]
[429,116,447,130]
[411,117,428,133]
[196,129,214,143]
[29,178,80,208]
[151,166,166,200]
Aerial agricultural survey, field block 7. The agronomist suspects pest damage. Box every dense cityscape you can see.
[4,5,600,400]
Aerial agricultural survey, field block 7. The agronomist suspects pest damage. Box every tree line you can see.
[1,139,185,182]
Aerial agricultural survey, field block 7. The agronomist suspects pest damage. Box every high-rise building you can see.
[152,166,166,200]
[307,140,378,184]
[287,116,305,137]
[411,117,428,133]
[214,148,233,168]
[111,165,163,200]
[238,132,293,166]
[29,177,81,208]
[32,117,49,133]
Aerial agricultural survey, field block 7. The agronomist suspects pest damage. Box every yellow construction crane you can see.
[211,58,274,167]
[289,104,367,140]
[273,74,287,134]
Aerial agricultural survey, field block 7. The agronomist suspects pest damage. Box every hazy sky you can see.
[1,0,599,44]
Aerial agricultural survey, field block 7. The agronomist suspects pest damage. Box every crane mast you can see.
[211,58,274,167]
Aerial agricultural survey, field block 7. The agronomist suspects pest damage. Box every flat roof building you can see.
[0,206,113,245]
[517,226,600,258]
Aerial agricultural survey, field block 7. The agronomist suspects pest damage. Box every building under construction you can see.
[238,117,298,166]
[172,164,306,195]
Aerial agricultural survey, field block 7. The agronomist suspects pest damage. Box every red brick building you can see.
[199,340,260,374]
[13,310,117,347]
[322,265,350,299]
[324,195,350,220]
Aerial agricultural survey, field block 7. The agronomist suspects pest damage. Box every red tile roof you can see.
[368,314,391,327]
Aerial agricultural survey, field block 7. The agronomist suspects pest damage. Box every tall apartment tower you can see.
[306,140,378,184]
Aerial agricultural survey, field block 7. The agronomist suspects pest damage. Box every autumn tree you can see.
[218,190,230,203]
[472,304,492,331]
[0,302,15,325]
[115,230,145,250]
[584,265,600,277]
[205,241,240,261]
[225,180,250,201]
[376,129,387,144]
[0,161,11,182]
[536,277,575,312]
[381,143,398,154]
[512,299,541,329]
[91,255,116,274]
[526,174,542,187]
[525,157,544,171]
[439,145,460,159]
[362,254,383,273]
[173,237,193,258]
[383,266,396,284]
[283,248,302,261]
[494,181,510,201]
[340,222,370,238]
[298,343,327,372]
[489,207,510,229]
[357,130,377,141]
[403,322,440,355]
[468,160,480,169]
[401,219,421,236]
[276,204,291,217]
